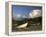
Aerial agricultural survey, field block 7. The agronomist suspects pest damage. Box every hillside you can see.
[12,16,42,32]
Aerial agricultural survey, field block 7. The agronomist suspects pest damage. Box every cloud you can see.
[16,14,21,18]
[13,14,27,21]
[13,9,42,21]
[13,14,22,21]
[28,9,42,18]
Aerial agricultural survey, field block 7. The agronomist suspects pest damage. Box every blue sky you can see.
[12,5,42,21]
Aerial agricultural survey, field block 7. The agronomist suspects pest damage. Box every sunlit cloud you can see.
[28,9,42,18]
[32,9,42,18]
[28,12,32,18]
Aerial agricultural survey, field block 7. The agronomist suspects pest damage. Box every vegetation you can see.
[12,16,42,32]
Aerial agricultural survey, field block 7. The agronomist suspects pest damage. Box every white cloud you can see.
[28,9,42,18]
[16,14,21,18]
[28,12,32,18]
[32,9,42,17]
[13,14,22,20]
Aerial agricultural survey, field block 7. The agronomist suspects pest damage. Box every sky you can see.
[12,5,42,21]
